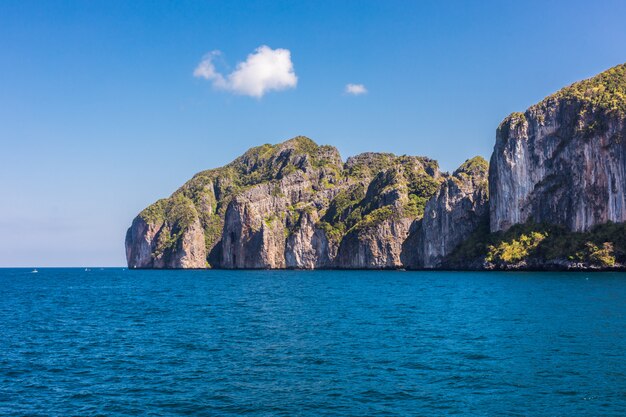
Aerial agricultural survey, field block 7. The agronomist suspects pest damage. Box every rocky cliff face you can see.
[332,155,441,269]
[409,157,489,268]
[126,64,626,270]
[490,64,626,232]
[284,211,335,269]
[126,136,449,269]
[126,195,207,268]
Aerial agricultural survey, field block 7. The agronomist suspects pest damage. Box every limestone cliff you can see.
[407,157,489,269]
[333,156,437,269]
[126,137,444,269]
[490,64,626,232]
[126,194,207,268]
[126,63,626,270]
[441,63,626,270]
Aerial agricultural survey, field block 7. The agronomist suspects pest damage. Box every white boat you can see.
[31,269,38,273]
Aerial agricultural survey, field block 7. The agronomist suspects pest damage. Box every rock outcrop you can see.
[490,64,626,232]
[284,211,335,269]
[126,63,626,270]
[409,157,489,268]
[126,194,207,268]
[333,155,441,268]
[126,136,447,269]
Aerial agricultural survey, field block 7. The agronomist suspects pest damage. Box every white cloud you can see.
[193,45,297,98]
[193,50,226,87]
[345,83,367,95]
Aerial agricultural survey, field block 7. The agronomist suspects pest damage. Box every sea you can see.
[1,268,625,416]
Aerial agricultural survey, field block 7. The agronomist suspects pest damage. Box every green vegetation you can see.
[511,112,527,125]
[455,156,488,177]
[317,221,344,243]
[586,242,616,267]
[270,183,284,197]
[542,63,626,115]
[203,214,224,250]
[140,194,196,229]
[290,135,318,155]
[345,153,397,179]
[403,194,428,218]
[321,185,365,225]
[145,194,199,257]
[139,199,168,224]
[451,156,489,197]
[143,136,340,253]
[315,153,443,239]
[353,206,395,230]
[153,227,173,258]
[406,174,441,217]
[498,112,528,138]
[448,221,626,268]
[285,204,304,235]
[138,136,449,257]
[485,231,547,263]
[187,136,337,200]
[317,184,366,241]
[263,213,282,228]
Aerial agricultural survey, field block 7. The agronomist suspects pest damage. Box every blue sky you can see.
[1,0,625,266]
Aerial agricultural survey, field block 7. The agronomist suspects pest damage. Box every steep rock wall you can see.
[413,157,489,268]
[490,64,626,232]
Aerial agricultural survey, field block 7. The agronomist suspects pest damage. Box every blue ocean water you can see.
[1,269,625,416]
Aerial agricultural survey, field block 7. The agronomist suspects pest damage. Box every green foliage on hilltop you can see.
[455,156,488,178]
[140,194,197,230]
[448,221,626,268]
[345,153,398,179]
[346,153,440,182]
[498,112,528,139]
[318,153,443,238]
[137,136,449,260]
[542,63,626,115]
[139,199,167,224]
[183,136,340,205]
[142,136,343,250]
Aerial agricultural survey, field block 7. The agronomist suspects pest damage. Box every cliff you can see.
[490,63,626,232]
[447,63,626,270]
[126,136,450,269]
[126,63,626,270]
[406,157,489,269]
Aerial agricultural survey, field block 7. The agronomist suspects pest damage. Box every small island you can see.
[126,64,626,271]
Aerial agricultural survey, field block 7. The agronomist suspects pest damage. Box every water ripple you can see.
[1,268,626,415]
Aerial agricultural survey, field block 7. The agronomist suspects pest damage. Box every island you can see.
[126,63,626,270]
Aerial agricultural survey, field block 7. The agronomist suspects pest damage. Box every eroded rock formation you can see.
[126,63,626,270]
[410,157,489,268]
[126,137,446,269]
[490,64,626,232]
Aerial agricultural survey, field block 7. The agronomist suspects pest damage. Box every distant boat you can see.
[31,269,38,273]
[84,268,90,272]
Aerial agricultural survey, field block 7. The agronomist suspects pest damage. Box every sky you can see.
[1,0,626,267]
